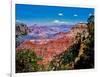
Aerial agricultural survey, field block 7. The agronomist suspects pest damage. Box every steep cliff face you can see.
[16,22,29,37]
[16,23,29,47]
[74,15,94,69]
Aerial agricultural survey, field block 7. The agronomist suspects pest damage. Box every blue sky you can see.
[16,4,94,26]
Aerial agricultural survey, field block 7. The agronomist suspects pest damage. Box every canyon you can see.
[16,23,88,65]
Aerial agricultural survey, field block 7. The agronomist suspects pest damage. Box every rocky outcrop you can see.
[16,22,29,37]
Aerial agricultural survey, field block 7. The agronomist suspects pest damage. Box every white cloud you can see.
[74,14,78,17]
[59,21,67,24]
[58,13,63,16]
[53,20,79,25]
[53,20,60,23]
[53,20,68,24]
[89,13,92,16]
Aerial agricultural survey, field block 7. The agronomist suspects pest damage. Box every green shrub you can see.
[16,49,39,73]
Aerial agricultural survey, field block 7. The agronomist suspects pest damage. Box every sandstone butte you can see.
[16,23,88,66]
